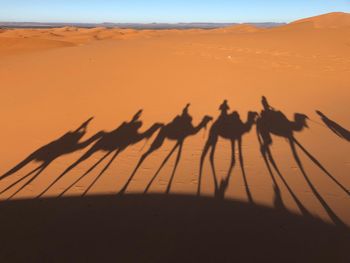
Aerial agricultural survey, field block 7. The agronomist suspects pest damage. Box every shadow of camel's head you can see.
[295,113,309,128]
[248,111,259,123]
[203,115,213,128]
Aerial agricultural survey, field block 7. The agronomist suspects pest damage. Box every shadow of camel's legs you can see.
[289,138,345,227]
[198,135,214,196]
[58,151,112,197]
[0,165,43,195]
[166,142,183,194]
[257,126,310,215]
[216,139,236,199]
[119,130,166,195]
[8,163,49,200]
[226,140,236,182]
[263,147,289,211]
[209,136,219,195]
[293,138,349,196]
[37,146,100,198]
[257,125,286,210]
[238,138,254,204]
[265,146,311,216]
[83,149,121,196]
[144,143,179,194]
[0,154,36,181]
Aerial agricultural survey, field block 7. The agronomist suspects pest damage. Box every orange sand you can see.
[0,12,349,226]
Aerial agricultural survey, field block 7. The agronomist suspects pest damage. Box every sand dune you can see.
[0,12,349,232]
[215,24,262,33]
[291,12,350,28]
[1,12,349,54]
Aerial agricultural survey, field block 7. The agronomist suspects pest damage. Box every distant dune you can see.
[0,21,285,30]
[214,24,262,33]
[291,12,350,28]
[0,12,347,55]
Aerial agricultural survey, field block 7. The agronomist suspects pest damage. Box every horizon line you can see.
[0,21,287,24]
[0,11,348,25]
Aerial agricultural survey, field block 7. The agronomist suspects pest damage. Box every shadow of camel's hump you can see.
[0,194,349,263]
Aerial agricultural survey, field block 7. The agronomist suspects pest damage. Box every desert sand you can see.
[0,12,349,261]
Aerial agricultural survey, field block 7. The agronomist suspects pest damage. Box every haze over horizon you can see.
[1,0,350,23]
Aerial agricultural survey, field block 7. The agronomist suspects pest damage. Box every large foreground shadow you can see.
[0,194,349,263]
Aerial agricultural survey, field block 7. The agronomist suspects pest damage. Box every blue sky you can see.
[0,0,349,23]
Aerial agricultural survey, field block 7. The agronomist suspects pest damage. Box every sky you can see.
[0,0,349,23]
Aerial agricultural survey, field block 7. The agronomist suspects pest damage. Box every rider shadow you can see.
[316,110,350,142]
[120,104,212,195]
[198,100,258,201]
[38,110,164,198]
[0,117,102,199]
[257,96,348,227]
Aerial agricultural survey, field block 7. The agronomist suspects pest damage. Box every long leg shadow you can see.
[257,132,311,216]
[198,136,220,198]
[289,138,345,227]
[83,150,121,196]
[238,138,254,203]
[119,155,146,195]
[7,163,49,199]
[293,138,349,196]
[261,147,287,211]
[0,155,36,181]
[209,139,219,196]
[144,143,179,194]
[58,151,112,197]
[267,146,311,216]
[197,137,212,197]
[165,142,183,194]
[0,165,43,196]
[38,146,101,198]
[265,147,311,216]
[215,140,235,200]
[120,126,169,195]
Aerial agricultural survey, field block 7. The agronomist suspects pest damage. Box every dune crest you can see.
[1,12,350,56]
[291,12,350,28]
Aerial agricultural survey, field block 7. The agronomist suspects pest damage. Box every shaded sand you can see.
[0,194,349,262]
[0,11,349,234]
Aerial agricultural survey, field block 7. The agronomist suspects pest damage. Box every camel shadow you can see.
[316,110,350,142]
[0,117,103,199]
[256,96,348,227]
[120,104,212,195]
[198,100,257,201]
[38,110,163,198]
